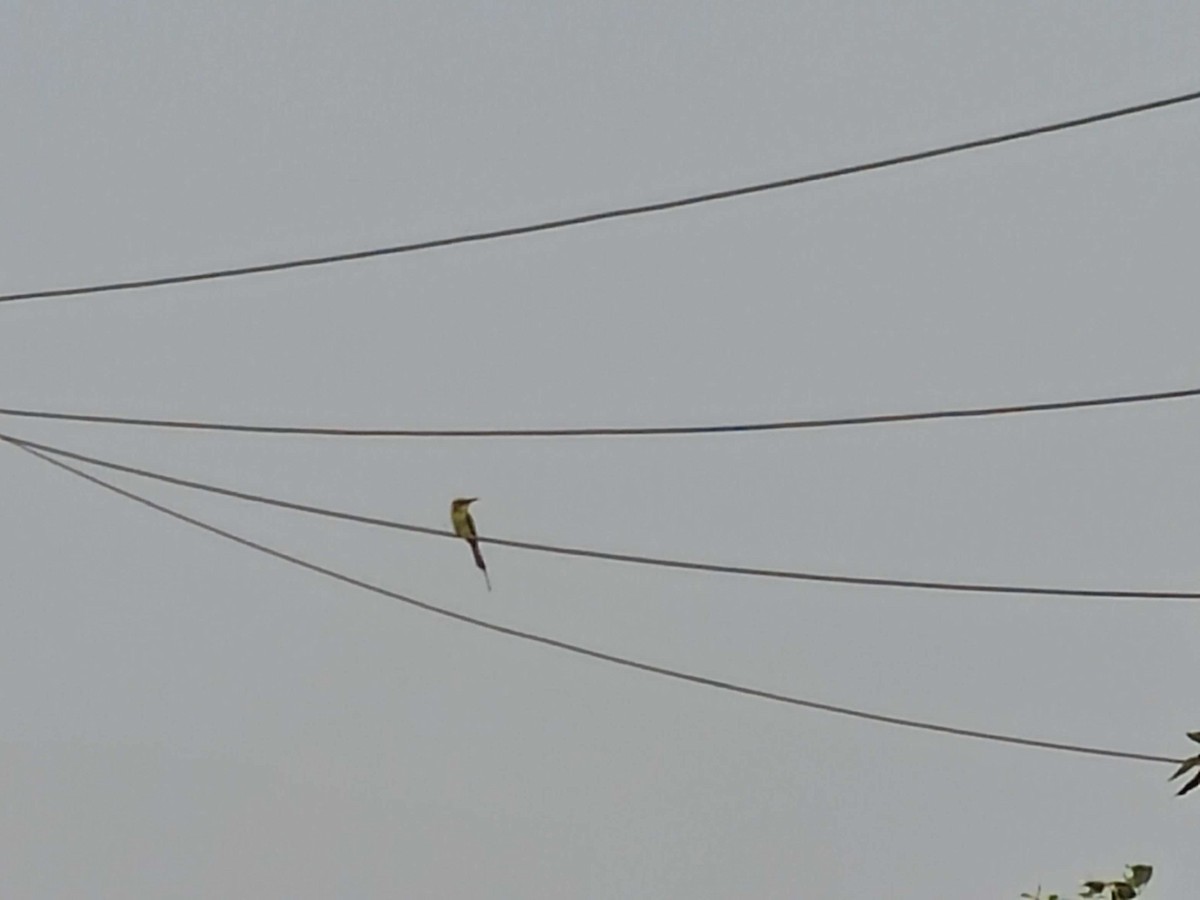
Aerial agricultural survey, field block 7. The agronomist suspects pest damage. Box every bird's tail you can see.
[470,539,492,591]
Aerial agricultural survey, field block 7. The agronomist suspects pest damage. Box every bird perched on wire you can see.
[450,497,491,590]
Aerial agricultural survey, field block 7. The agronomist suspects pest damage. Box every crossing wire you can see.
[7,431,1200,601]
[3,86,1199,305]
[2,384,1199,439]
[8,437,1180,767]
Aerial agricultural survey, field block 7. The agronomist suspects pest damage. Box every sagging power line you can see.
[7,431,1200,602]
[2,384,1198,439]
[10,438,1180,767]
[3,87,1198,305]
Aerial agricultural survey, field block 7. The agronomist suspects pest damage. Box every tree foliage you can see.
[1021,863,1152,900]
[1169,731,1200,797]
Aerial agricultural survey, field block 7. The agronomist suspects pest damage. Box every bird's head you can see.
[451,497,479,512]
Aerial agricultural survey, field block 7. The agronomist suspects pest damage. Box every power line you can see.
[8,430,1200,602]
[2,384,1199,438]
[4,87,1199,305]
[10,438,1179,767]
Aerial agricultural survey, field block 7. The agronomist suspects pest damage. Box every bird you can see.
[450,497,491,590]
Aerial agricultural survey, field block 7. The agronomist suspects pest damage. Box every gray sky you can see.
[4,3,1200,897]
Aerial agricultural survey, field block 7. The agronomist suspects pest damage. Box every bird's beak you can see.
[465,497,479,505]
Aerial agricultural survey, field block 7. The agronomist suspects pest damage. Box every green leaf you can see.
[1124,865,1152,888]
[1169,755,1200,782]
[1177,769,1200,797]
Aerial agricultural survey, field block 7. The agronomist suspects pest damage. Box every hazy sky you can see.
[4,3,1200,897]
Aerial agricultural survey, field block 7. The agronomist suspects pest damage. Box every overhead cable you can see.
[3,86,1199,304]
[7,431,1200,601]
[9,438,1180,766]
[2,384,1198,439]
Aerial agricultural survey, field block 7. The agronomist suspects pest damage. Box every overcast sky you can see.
[4,3,1200,897]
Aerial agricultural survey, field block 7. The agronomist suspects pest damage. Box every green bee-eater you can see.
[451,497,490,590]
